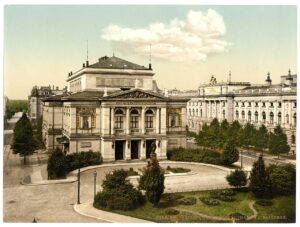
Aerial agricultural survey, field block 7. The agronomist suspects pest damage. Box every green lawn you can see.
[96,189,295,223]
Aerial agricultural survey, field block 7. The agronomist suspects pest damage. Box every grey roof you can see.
[88,56,150,70]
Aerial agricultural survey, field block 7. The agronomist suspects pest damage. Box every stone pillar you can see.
[141,107,145,134]
[111,107,115,135]
[125,140,131,160]
[125,108,130,134]
[155,108,160,133]
[140,140,146,160]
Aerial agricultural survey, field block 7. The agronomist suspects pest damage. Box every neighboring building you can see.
[28,85,67,124]
[42,56,188,162]
[186,71,297,153]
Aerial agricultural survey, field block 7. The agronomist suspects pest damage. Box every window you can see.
[193,109,195,116]
[255,111,258,123]
[278,112,282,124]
[270,102,273,107]
[278,102,282,108]
[294,102,297,108]
[270,112,274,124]
[145,109,154,129]
[82,115,89,129]
[255,102,258,107]
[286,114,289,124]
[262,102,266,107]
[292,135,296,144]
[293,113,296,125]
[223,102,225,107]
[248,111,251,122]
[262,111,266,123]
[248,102,251,107]
[235,102,238,107]
[196,109,198,116]
[236,110,239,120]
[242,102,245,107]
[222,110,226,119]
[200,109,202,117]
[115,109,124,129]
[130,109,139,129]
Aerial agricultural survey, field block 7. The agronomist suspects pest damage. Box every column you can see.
[111,107,115,135]
[125,108,130,134]
[140,140,146,160]
[125,140,131,160]
[141,107,145,134]
[155,108,160,133]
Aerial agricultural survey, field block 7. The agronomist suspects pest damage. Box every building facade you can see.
[187,71,297,153]
[42,56,188,162]
[28,85,67,124]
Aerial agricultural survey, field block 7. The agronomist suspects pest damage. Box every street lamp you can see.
[93,170,97,198]
[77,166,81,204]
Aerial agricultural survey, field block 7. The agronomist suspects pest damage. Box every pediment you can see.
[104,89,166,100]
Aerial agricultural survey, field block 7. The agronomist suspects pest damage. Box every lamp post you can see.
[93,170,97,198]
[77,167,81,204]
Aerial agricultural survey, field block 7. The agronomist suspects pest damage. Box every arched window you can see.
[242,111,245,120]
[130,109,139,129]
[145,109,154,129]
[262,111,266,123]
[293,113,296,125]
[248,111,251,122]
[270,112,274,124]
[235,110,239,120]
[222,110,226,119]
[115,109,125,129]
[189,109,191,116]
[278,112,282,124]
[286,114,289,124]
[255,111,258,123]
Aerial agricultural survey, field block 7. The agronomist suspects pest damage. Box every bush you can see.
[66,151,102,172]
[165,208,179,215]
[218,195,235,202]
[126,168,139,176]
[47,148,67,179]
[255,200,273,206]
[200,197,220,206]
[229,212,247,221]
[226,169,247,188]
[178,197,197,205]
[221,140,239,165]
[163,193,184,203]
[220,189,236,196]
[166,166,191,173]
[209,191,221,199]
[93,170,145,211]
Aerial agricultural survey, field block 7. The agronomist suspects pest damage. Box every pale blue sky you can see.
[4,5,297,99]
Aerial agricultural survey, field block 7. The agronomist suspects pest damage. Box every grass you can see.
[95,189,295,223]
[166,166,191,173]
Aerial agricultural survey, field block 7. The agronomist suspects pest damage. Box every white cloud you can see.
[101,9,231,62]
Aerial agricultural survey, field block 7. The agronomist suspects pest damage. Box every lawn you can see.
[96,189,295,223]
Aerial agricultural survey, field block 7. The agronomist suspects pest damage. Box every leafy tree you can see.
[240,123,256,148]
[221,139,239,165]
[207,118,220,148]
[139,143,165,207]
[249,155,271,198]
[267,164,296,195]
[268,125,290,158]
[255,125,269,153]
[228,120,242,146]
[5,99,28,119]
[226,169,247,189]
[47,148,67,179]
[220,119,230,148]
[12,112,36,164]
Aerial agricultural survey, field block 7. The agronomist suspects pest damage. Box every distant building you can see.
[42,56,188,162]
[28,85,67,124]
[186,71,297,153]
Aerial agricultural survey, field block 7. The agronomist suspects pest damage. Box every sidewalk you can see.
[74,201,153,223]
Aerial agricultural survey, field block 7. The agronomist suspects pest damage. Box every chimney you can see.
[86,60,89,67]
[149,63,152,70]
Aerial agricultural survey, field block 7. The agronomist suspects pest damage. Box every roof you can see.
[88,56,150,70]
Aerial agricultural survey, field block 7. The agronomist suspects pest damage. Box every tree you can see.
[139,143,165,207]
[267,164,296,195]
[228,120,242,146]
[255,125,269,153]
[249,155,271,198]
[220,119,230,148]
[240,123,256,148]
[226,169,247,188]
[268,125,290,159]
[12,112,36,164]
[207,118,221,148]
[47,148,67,179]
[221,139,239,165]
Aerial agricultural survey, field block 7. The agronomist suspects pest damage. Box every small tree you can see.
[269,125,290,159]
[249,155,271,198]
[221,139,239,165]
[12,112,36,164]
[47,148,67,179]
[139,142,165,207]
[255,125,269,153]
[226,169,247,189]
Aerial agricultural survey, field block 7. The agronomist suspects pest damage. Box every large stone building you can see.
[42,56,188,162]
[28,85,67,124]
[186,71,297,153]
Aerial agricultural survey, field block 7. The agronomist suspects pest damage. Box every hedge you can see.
[66,151,102,172]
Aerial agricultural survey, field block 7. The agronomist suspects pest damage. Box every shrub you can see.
[166,166,191,173]
[226,169,247,188]
[93,169,145,211]
[66,151,102,172]
[220,189,236,196]
[178,197,197,205]
[165,208,179,215]
[255,200,273,206]
[47,148,67,179]
[209,191,221,199]
[200,197,220,206]
[229,213,247,221]
[163,193,184,203]
[218,195,235,202]
[221,140,239,165]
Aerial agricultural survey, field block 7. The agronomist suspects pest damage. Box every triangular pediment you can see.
[103,89,166,100]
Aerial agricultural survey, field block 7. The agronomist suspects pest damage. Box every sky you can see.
[4,5,297,99]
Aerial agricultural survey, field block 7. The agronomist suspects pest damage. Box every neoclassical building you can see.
[42,56,188,162]
[187,71,297,153]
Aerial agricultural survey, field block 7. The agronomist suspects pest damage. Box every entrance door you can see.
[146,140,156,159]
[115,140,124,160]
[131,140,139,159]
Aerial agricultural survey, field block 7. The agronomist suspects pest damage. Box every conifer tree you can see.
[221,139,239,165]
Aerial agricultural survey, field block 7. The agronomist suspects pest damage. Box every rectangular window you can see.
[145,116,153,128]
[130,116,139,128]
[115,116,124,129]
